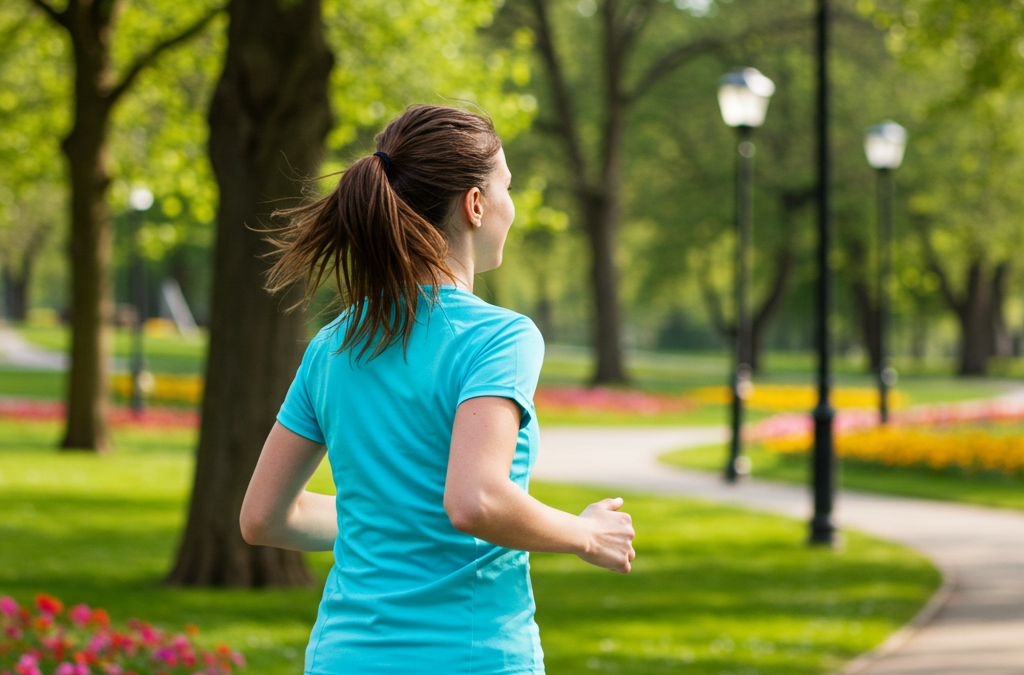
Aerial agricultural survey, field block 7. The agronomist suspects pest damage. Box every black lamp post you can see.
[810,0,836,546]
[718,67,775,483]
[128,187,153,414]
[864,121,907,424]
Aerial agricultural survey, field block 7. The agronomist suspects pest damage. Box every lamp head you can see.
[718,67,776,128]
[129,187,154,212]
[864,121,907,170]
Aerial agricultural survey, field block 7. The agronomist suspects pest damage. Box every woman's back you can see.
[278,286,546,674]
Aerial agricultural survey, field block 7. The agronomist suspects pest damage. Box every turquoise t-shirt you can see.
[277,285,546,675]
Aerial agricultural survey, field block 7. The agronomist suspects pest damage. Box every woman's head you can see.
[267,104,508,360]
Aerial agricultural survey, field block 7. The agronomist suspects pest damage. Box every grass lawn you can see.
[17,325,207,375]
[660,443,1024,511]
[0,419,940,675]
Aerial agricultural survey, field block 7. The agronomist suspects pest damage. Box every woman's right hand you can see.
[577,498,636,574]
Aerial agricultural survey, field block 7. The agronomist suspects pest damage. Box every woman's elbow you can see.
[239,506,271,546]
[444,493,490,535]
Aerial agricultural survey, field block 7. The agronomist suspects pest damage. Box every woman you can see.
[240,105,636,675]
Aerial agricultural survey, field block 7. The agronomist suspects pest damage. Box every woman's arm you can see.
[444,397,636,574]
[240,422,338,552]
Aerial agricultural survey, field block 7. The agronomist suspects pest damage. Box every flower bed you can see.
[1,594,243,675]
[534,386,693,416]
[111,375,202,406]
[753,397,1024,478]
[0,399,198,429]
[693,384,908,412]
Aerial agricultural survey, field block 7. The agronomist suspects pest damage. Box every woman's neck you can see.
[444,250,475,293]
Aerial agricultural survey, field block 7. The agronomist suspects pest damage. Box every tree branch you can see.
[108,4,225,104]
[26,0,66,27]
[526,0,590,185]
[627,14,809,102]
[615,0,657,64]
[915,218,963,317]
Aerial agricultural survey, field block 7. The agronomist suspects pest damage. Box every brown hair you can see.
[266,104,502,361]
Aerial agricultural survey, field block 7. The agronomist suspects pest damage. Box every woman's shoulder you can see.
[439,289,542,344]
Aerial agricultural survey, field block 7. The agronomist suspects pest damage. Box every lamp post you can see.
[717,67,775,483]
[128,187,153,414]
[864,121,907,424]
[810,0,836,546]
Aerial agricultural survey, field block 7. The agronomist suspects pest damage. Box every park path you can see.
[0,326,67,370]
[534,425,1024,675]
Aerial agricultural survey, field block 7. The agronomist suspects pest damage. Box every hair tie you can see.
[373,151,391,172]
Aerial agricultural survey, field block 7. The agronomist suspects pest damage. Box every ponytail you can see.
[266,105,502,361]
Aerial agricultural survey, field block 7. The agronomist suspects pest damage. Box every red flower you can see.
[34,594,64,616]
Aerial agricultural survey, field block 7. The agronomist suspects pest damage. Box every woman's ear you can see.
[460,187,484,228]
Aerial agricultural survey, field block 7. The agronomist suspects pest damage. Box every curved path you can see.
[534,426,1024,675]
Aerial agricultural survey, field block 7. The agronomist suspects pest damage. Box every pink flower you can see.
[14,654,42,675]
[56,664,76,675]
[68,604,92,627]
[0,596,18,616]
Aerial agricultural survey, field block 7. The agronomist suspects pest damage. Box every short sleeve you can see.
[457,316,545,429]
[277,343,326,444]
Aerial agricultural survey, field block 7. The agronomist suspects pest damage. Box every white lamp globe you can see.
[718,68,776,128]
[864,121,907,170]
[129,187,154,212]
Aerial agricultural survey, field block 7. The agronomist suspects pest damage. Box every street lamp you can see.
[810,0,836,546]
[718,67,775,483]
[128,187,153,414]
[864,121,906,424]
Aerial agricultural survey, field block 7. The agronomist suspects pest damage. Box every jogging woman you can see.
[240,105,636,675]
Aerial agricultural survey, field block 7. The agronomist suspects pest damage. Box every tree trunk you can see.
[2,267,29,321]
[583,189,627,383]
[847,239,882,372]
[59,3,117,452]
[1,225,46,321]
[955,260,993,376]
[166,0,332,587]
[990,262,1011,358]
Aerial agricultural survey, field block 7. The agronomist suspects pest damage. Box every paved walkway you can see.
[0,327,67,370]
[535,426,1024,675]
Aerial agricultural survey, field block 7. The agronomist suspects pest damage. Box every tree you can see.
[0,8,68,322]
[166,0,333,587]
[884,0,1024,374]
[25,0,222,451]
[504,0,807,383]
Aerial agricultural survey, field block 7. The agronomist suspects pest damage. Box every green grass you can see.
[18,325,207,375]
[660,443,1024,511]
[0,419,940,674]
[0,369,65,399]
